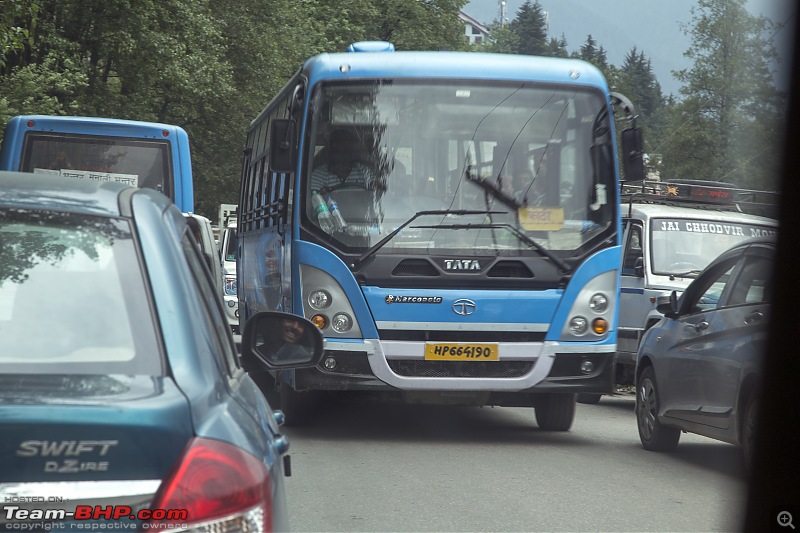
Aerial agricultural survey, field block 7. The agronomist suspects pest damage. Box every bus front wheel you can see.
[535,393,576,431]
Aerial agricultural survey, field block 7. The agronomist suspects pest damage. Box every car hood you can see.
[0,374,193,482]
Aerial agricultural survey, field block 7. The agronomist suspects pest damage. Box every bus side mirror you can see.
[269,119,297,174]
[621,126,645,183]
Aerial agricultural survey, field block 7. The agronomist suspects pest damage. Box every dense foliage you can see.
[1,0,785,217]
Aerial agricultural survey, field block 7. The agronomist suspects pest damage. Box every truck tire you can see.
[535,393,576,431]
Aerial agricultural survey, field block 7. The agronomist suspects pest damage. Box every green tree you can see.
[547,34,569,58]
[574,35,609,72]
[658,0,785,190]
[510,1,548,56]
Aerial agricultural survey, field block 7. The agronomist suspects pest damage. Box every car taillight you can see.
[149,437,272,532]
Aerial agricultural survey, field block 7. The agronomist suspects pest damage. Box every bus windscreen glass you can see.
[20,133,172,197]
[305,80,616,255]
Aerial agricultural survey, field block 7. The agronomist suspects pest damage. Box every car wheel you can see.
[535,393,576,431]
[279,383,319,426]
[741,394,759,472]
[636,366,680,451]
[576,393,602,405]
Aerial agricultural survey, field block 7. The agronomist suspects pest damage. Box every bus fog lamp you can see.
[309,290,331,309]
[227,299,236,307]
[591,318,609,335]
[580,359,595,374]
[323,357,337,370]
[234,309,239,319]
[568,317,588,336]
[331,313,353,333]
[589,293,608,313]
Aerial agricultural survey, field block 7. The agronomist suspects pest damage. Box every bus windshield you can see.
[20,133,172,196]
[304,79,616,256]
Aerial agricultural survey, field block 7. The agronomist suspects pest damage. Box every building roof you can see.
[458,10,490,35]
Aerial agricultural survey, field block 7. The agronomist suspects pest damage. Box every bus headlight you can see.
[560,270,616,341]
[301,265,362,338]
[589,293,608,313]
[308,289,331,309]
[331,313,353,333]
[569,317,589,336]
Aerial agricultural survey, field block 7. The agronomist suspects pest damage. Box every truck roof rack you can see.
[621,179,779,219]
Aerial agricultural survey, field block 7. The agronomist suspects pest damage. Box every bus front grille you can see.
[387,360,534,378]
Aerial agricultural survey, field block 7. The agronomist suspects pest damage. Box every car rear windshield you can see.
[0,209,163,374]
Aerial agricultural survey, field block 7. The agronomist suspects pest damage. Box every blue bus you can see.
[0,115,194,212]
[238,41,644,429]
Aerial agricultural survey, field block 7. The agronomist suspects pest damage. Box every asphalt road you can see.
[281,393,747,532]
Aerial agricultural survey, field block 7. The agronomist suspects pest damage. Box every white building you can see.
[458,11,491,45]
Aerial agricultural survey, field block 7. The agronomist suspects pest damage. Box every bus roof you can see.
[302,50,609,91]
[4,115,189,139]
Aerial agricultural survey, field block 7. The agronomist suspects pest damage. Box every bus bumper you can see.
[292,340,615,395]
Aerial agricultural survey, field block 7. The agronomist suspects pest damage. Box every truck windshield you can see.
[303,79,616,256]
[650,217,777,275]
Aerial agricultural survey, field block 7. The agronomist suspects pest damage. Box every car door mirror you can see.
[240,312,324,370]
[656,291,679,318]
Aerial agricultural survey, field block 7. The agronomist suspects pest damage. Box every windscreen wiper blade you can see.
[465,171,523,210]
[669,270,702,280]
[352,210,504,269]
[411,222,571,274]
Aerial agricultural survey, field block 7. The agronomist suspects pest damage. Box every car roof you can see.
[0,169,128,217]
[624,202,777,225]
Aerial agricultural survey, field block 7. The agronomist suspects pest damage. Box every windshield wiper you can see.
[465,169,523,210]
[411,222,571,274]
[351,210,505,269]
[669,270,702,280]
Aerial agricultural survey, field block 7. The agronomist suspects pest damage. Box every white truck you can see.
[578,180,778,403]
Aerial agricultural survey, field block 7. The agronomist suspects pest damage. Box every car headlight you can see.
[224,277,237,296]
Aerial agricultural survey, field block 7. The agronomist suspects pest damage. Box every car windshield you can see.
[650,217,777,276]
[304,80,616,256]
[0,209,162,374]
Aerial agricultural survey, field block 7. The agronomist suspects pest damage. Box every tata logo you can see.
[444,259,481,271]
[452,299,477,316]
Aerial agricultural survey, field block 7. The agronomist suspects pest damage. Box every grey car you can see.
[634,237,774,469]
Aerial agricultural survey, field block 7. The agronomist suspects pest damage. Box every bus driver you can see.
[310,129,381,194]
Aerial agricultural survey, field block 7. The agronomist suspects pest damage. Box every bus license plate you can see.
[424,343,499,361]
